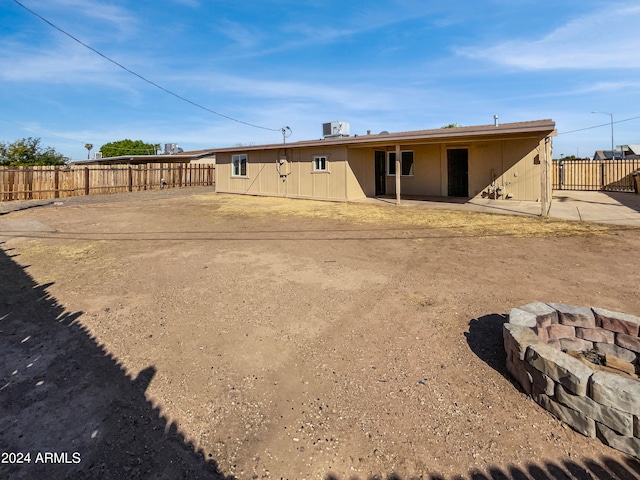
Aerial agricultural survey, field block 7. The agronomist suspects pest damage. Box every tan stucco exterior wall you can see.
[345,148,376,199]
[466,138,543,201]
[385,144,442,196]
[215,146,352,201]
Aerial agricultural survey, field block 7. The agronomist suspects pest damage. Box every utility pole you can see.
[591,111,614,159]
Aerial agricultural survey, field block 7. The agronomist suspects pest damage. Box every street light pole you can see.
[592,111,614,159]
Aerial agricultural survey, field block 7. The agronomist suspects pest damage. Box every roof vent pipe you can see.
[494,114,499,127]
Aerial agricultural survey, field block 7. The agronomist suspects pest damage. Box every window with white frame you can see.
[232,154,247,177]
[313,155,328,172]
[387,151,414,176]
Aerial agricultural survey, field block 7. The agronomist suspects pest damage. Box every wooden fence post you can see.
[143,164,147,190]
[8,170,15,201]
[84,167,90,196]
[54,166,60,198]
[25,167,32,200]
[128,166,133,192]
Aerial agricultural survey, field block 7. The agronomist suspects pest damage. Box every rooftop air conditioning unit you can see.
[164,143,183,155]
[94,152,103,159]
[323,121,350,139]
[165,143,176,154]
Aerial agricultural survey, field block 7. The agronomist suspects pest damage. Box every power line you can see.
[11,0,281,133]
[557,115,640,135]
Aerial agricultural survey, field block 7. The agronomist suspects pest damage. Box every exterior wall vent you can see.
[322,121,350,138]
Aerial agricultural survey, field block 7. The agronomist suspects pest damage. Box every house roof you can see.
[593,150,613,160]
[72,151,215,165]
[209,119,556,153]
[625,144,640,155]
[593,148,640,160]
[179,149,218,156]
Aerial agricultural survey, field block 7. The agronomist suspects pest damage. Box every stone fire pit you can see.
[503,303,640,458]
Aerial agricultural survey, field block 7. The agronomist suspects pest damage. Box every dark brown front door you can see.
[375,150,386,196]
[447,149,468,197]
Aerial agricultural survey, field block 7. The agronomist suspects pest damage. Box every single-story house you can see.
[212,119,556,209]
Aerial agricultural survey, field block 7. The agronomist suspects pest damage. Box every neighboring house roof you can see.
[624,144,640,156]
[179,149,218,156]
[593,150,614,160]
[593,148,640,160]
[72,151,215,165]
[209,119,556,154]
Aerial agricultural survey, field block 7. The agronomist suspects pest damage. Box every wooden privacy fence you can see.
[553,159,640,192]
[0,163,215,201]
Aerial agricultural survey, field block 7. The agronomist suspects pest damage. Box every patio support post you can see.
[541,137,551,217]
[395,144,401,206]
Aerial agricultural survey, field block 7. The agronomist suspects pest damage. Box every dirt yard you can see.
[1,188,639,480]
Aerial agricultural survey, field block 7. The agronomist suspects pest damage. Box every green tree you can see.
[0,137,69,166]
[99,139,158,158]
[441,123,461,129]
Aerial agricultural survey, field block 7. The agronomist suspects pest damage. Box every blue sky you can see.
[1,0,639,160]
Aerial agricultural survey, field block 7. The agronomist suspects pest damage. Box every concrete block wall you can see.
[504,302,640,459]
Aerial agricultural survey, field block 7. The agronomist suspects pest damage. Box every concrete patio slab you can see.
[549,191,640,226]
[356,191,640,227]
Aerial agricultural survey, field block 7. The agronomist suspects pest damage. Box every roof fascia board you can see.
[347,132,557,149]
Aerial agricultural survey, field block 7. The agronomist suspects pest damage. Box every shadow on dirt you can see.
[324,454,640,479]
[465,313,510,377]
[0,243,233,479]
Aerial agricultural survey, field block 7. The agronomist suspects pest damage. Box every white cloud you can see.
[576,80,640,93]
[27,0,137,33]
[0,39,140,91]
[214,19,265,50]
[456,3,640,70]
[210,5,439,61]
[185,70,432,114]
